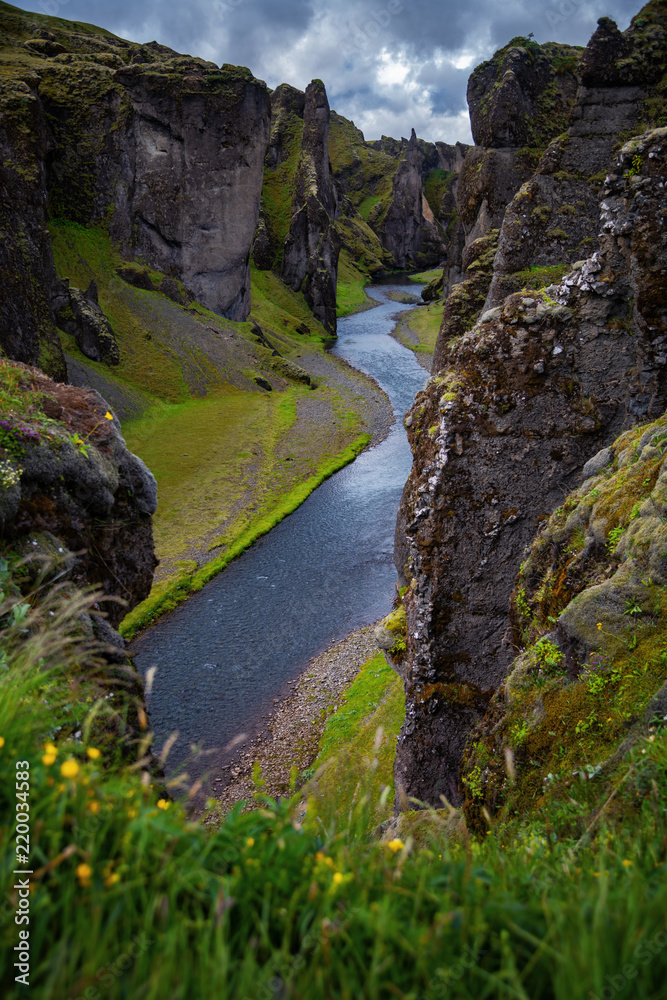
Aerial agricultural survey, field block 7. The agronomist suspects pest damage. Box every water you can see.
[130,283,428,779]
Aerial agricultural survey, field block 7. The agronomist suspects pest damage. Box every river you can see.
[130,282,428,781]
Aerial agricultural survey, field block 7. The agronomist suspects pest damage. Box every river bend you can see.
[130,284,428,778]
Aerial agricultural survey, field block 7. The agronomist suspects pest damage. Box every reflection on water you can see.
[130,285,428,777]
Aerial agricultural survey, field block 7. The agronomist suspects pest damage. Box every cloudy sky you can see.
[14,0,644,142]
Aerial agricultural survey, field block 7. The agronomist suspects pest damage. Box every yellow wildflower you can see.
[86,747,101,760]
[387,839,405,853]
[104,412,114,420]
[60,760,79,779]
[622,859,632,867]
[42,753,56,766]
[76,863,92,884]
[0,736,5,748]
[597,623,602,630]
[332,872,344,885]
[157,799,170,810]
[246,837,255,848]
[104,872,120,887]
[44,742,57,755]
[87,801,101,814]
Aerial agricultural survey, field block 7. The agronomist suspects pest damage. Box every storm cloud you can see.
[14,0,644,142]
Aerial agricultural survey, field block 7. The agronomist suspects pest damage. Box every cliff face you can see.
[0,360,157,626]
[394,5,667,808]
[0,1,270,375]
[486,9,667,306]
[106,63,270,320]
[0,71,66,380]
[421,38,584,324]
[376,129,446,270]
[282,80,340,335]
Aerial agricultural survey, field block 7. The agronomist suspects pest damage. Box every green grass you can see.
[393,300,443,359]
[122,388,297,575]
[336,249,377,317]
[312,652,405,830]
[3,588,667,999]
[511,262,572,291]
[408,269,443,283]
[357,194,382,222]
[45,221,382,635]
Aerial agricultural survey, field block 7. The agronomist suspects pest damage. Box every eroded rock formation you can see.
[0,2,270,376]
[0,72,66,380]
[394,54,667,810]
[0,361,157,626]
[282,80,340,335]
[486,10,667,306]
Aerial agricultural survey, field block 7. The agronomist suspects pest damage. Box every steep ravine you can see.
[129,285,427,789]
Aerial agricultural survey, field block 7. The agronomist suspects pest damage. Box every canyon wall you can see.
[394,2,667,808]
[0,1,270,377]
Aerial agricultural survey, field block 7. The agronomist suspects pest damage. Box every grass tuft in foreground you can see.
[3,584,667,999]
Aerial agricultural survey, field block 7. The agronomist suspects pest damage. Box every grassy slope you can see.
[311,651,405,831]
[2,580,667,999]
[392,299,443,363]
[48,221,374,638]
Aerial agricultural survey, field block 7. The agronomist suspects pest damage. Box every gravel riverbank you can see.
[211,623,383,812]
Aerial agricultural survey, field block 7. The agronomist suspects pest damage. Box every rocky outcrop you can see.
[0,72,66,380]
[43,55,271,321]
[282,80,340,335]
[431,230,498,372]
[394,125,667,808]
[467,38,582,149]
[53,280,120,365]
[427,38,585,357]
[0,3,270,375]
[0,360,157,626]
[486,6,667,307]
[461,409,667,833]
[376,129,446,270]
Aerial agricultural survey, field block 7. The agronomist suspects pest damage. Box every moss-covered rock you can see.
[0,359,156,625]
[462,412,667,834]
[468,38,582,149]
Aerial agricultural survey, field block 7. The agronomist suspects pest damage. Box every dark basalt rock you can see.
[54,280,120,366]
[1,362,158,627]
[468,39,582,149]
[485,4,667,308]
[0,7,271,373]
[394,125,667,808]
[0,74,66,381]
[377,129,446,270]
[282,79,340,336]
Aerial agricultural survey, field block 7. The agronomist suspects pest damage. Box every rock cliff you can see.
[0,359,157,626]
[375,129,446,270]
[282,80,340,335]
[486,9,667,306]
[0,69,66,380]
[0,0,270,375]
[394,3,667,809]
[423,37,584,326]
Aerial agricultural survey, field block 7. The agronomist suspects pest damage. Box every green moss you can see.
[511,263,571,291]
[423,167,454,218]
[463,412,667,836]
[336,249,376,317]
[311,651,405,829]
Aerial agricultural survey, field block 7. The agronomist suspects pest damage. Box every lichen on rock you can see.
[0,360,157,626]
